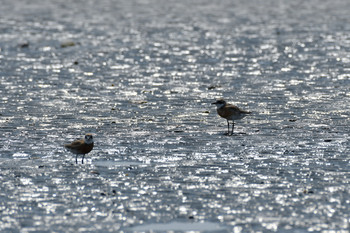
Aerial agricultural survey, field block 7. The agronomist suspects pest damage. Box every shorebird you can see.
[64,134,94,164]
[212,99,251,135]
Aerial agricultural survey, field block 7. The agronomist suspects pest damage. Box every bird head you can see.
[84,134,94,144]
[212,99,226,108]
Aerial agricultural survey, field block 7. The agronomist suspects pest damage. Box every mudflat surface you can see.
[1,0,350,232]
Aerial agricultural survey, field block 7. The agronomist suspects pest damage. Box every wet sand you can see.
[1,0,350,232]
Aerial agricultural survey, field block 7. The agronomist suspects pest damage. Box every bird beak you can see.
[211,102,217,105]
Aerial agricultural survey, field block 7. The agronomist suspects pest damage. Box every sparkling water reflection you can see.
[1,0,350,232]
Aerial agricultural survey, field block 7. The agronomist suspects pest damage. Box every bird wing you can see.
[226,104,251,114]
[65,139,84,149]
[217,104,238,119]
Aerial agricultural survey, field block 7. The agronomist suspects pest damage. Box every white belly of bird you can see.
[229,114,246,121]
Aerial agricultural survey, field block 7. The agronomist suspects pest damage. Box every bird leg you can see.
[82,154,85,164]
[231,121,235,135]
[75,154,78,164]
[227,120,230,135]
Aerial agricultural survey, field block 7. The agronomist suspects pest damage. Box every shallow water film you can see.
[1,0,350,232]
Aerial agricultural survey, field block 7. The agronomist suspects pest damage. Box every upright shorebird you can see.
[64,134,94,164]
[212,99,251,135]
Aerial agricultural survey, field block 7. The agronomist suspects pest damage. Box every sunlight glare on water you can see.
[0,0,350,232]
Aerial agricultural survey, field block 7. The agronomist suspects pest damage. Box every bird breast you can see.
[65,142,94,154]
[217,107,246,120]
